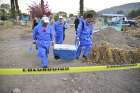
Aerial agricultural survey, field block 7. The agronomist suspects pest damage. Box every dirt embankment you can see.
[90,27,140,65]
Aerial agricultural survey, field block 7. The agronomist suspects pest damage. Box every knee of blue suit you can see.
[76,45,92,58]
[82,45,92,56]
[37,47,48,66]
[37,47,48,57]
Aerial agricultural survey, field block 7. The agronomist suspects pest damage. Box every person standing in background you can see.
[32,17,39,30]
[54,16,65,44]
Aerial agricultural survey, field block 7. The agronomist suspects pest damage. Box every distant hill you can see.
[98,2,140,15]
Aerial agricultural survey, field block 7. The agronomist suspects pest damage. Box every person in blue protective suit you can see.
[33,16,54,68]
[54,16,66,44]
[76,13,94,62]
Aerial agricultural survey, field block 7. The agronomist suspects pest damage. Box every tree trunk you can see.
[10,0,20,18]
[41,0,44,15]
[10,0,15,18]
[15,0,20,15]
[80,0,84,16]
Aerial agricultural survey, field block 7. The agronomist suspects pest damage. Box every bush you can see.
[128,9,140,18]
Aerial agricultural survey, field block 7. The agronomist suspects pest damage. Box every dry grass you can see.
[90,42,140,65]
[89,27,140,65]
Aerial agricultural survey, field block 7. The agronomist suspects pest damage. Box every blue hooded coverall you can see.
[76,20,94,58]
[54,20,65,44]
[33,23,54,67]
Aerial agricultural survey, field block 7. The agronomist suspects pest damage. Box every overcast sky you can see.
[0,0,140,14]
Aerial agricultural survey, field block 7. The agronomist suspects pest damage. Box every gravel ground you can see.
[0,69,140,93]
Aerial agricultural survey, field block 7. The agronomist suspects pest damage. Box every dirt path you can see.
[0,25,87,68]
[0,25,140,93]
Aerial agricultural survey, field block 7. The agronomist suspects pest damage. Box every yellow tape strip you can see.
[0,63,140,75]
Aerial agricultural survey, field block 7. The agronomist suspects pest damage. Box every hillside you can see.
[98,2,140,15]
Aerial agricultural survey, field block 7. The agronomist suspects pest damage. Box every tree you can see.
[0,4,10,10]
[28,0,51,19]
[58,11,67,17]
[10,0,20,18]
[128,9,140,18]
[116,10,124,14]
[0,4,10,20]
[80,0,84,16]
[69,13,74,17]
[83,10,96,18]
[41,0,45,14]
[15,0,20,14]
[54,11,67,21]
[0,9,6,20]
[54,14,58,21]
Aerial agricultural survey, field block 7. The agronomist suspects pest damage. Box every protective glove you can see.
[75,36,80,46]
[76,35,79,40]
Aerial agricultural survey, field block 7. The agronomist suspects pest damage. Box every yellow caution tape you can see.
[0,63,140,75]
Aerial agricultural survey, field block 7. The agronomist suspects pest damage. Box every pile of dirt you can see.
[125,27,140,38]
[90,27,140,64]
[94,27,140,49]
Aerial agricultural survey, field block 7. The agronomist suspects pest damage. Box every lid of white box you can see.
[54,44,77,50]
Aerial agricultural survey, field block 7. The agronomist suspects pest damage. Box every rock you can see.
[78,87,82,91]
[74,77,79,80]
[12,88,21,93]
[62,78,68,81]
[74,90,79,93]
[71,79,74,82]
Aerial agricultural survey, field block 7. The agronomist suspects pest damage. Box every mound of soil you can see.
[90,27,140,64]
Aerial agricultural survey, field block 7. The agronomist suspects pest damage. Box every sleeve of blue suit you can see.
[33,26,38,41]
[32,20,43,41]
[54,22,57,32]
[76,21,83,38]
[50,24,55,41]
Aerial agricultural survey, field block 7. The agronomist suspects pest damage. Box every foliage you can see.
[28,0,51,19]
[0,4,10,10]
[57,11,67,17]
[127,9,140,18]
[69,13,74,17]
[0,4,10,20]
[83,10,96,18]
[54,14,59,21]
[116,10,124,14]
[10,0,20,18]
[54,11,67,21]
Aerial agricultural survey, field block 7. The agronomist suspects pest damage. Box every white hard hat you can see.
[59,16,63,19]
[42,16,49,23]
